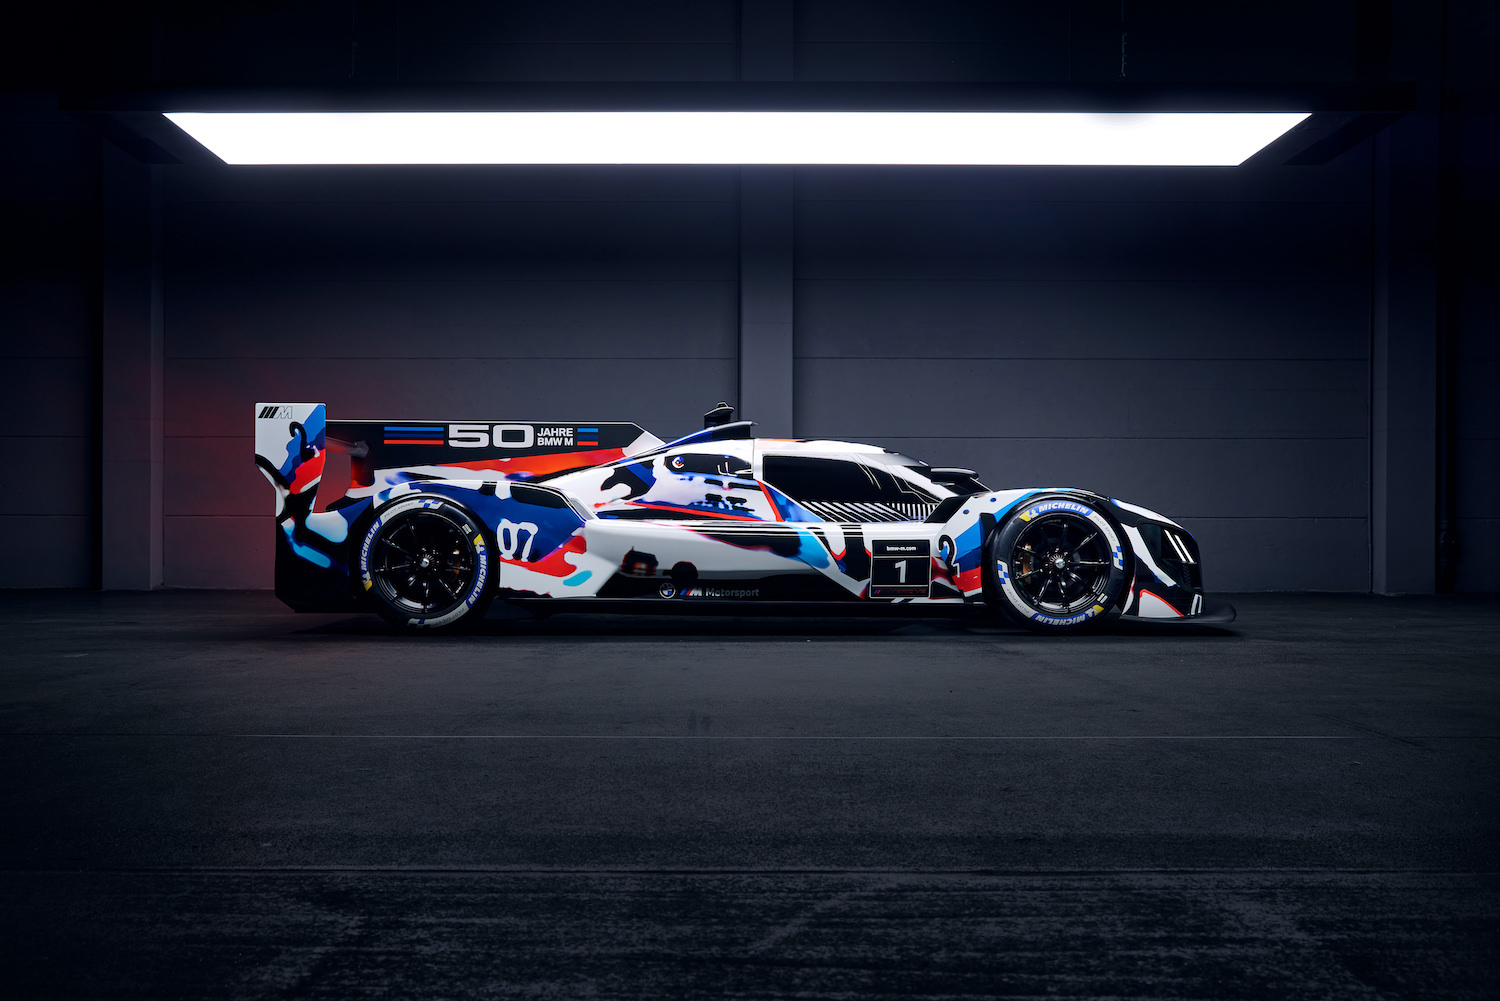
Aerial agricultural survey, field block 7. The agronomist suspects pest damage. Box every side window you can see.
[762,456,935,504]
[665,452,752,477]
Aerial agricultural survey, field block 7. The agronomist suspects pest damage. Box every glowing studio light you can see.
[164,111,1310,166]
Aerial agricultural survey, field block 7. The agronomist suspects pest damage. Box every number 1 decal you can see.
[869,541,932,598]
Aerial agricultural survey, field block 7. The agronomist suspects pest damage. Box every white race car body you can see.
[255,403,1231,630]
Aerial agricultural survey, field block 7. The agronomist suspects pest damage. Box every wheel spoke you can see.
[992,511,1124,624]
[368,509,486,618]
[382,538,415,559]
[1069,531,1099,556]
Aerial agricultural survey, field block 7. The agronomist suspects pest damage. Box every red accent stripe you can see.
[1138,588,1184,617]
[439,447,626,476]
[288,450,325,494]
[500,533,587,577]
[758,482,784,521]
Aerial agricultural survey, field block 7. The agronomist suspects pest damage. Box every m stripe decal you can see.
[383,424,445,445]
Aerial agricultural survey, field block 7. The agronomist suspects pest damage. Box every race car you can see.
[254,402,1234,633]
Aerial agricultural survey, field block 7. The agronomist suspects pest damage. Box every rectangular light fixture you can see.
[164,111,1309,166]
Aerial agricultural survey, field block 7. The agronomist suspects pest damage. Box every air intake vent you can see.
[1160,529,1202,592]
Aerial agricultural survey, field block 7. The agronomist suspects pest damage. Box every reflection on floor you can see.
[0,590,1496,999]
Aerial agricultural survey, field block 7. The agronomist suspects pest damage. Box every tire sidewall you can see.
[985,495,1128,632]
[358,495,491,629]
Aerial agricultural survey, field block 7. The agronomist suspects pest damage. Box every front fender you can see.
[939,488,1052,597]
[940,488,1207,619]
[1098,496,1208,619]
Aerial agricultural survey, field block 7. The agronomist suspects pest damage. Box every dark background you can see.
[1,0,1495,593]
[2,8,1498,997]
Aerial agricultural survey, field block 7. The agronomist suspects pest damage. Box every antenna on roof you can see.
[703,402,735,428]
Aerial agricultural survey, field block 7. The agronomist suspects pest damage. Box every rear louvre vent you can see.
[804,501,936,523]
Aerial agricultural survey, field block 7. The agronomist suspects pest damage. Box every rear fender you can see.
[364,480,598,599]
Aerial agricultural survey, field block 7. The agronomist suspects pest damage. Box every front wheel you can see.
[983,496,1129,634]
[357,495,493,630]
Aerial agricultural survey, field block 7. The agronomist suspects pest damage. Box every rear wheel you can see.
[357,496,492,630]
[984,496,1128,634]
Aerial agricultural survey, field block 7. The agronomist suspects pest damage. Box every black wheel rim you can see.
[1010,514,1113,614]
[371,511,478,616]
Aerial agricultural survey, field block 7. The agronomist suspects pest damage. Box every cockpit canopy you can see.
[760,453,942,523]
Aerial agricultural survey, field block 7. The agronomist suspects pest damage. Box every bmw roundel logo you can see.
[658,583,677,598]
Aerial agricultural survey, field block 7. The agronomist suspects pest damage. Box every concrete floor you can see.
[0,591,1496,999]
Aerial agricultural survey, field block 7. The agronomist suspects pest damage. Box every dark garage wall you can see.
[793,161,1373,592]
[0,100,98,588]
[159,155,1376,592]
[161,166,738,587]
[2,0,1497,593]
[792,0,1360,84]
[1453,110,1500,594]
[150,0,748,587]
[156,1,740,84]
[142,0,1385,591]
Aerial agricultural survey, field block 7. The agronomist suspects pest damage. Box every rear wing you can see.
[254,403,327,516]
[255,403,664,514]
[324,418,661,487]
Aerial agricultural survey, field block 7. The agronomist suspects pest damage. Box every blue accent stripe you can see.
[576,427,598,433]
[281,523,332,569]
[384,425,443,432]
